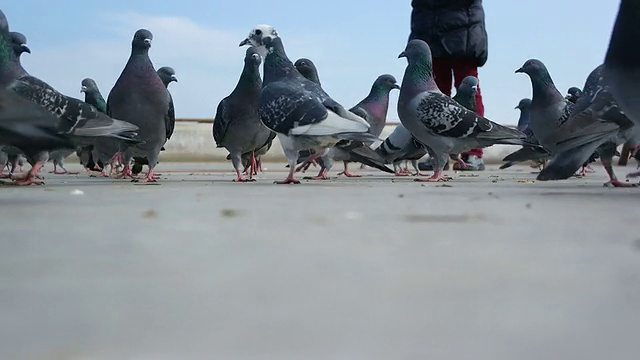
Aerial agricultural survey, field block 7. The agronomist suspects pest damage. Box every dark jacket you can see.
[409,0,488,67]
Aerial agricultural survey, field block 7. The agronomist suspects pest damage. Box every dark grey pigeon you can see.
[397,40,533,182]
[292,59,394,178]
[515,59,575,152]
[213,47,274,182]
[106,29,169,183]
[565,87,583,104]
[452,76,478,113]
[157,66,177,144]
[78,78,107,171]
[537,64,639,187]
[9,31,29,78]
[0,10,15,87]
[515,98,532,133]
[499,98,550,170]
[603,0,640,127]
[240,25,377,184]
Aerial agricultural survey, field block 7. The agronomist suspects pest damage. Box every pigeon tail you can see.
[346,146,394,174]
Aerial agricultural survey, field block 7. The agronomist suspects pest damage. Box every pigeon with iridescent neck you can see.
[397,40,533,182]
[240,25,378,184]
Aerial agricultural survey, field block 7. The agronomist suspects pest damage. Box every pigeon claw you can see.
[337,170,361,178]
[604,179,637,188]
[274,178,301,185]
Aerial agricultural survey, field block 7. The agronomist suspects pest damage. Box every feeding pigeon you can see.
[105,29,169,183]
[537,64,638,187]
[239,25,377,184]
[603,0,640,128]
[292,59,394,178]
[397,40,534,182]
[565,87,583,104]
[213,47,274,182]
[131,66,178,175]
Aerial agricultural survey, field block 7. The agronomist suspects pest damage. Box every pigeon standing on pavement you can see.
[452,76,478,112]
[537,64,638,187]
[499,98,550,170]
[106,29,169,183]
[213,47,274,182]
[131,66,179,175]
[76,78,107,171]
[603,0,640,128]
[240,25,377,184]
[374,124,429,175]
[397,40,532,182]
[515,98,532,133]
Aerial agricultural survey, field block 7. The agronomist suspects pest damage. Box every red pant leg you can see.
[452,59,484,158]
[431,57,453,96]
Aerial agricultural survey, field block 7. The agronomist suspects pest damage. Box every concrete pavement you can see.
[1,162,640,359]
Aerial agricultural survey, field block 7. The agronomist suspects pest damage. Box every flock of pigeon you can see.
[1,1,640,188]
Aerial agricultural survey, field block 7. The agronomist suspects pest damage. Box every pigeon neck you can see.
[263,38,295,85]
[530,71,563,105]
[232,62,262,96]
[400,58,438,100]
[360,87,391,121]
[85,91,106,112]
[0,35,14,84]
[455,93,476,111]
[301,69,320,85]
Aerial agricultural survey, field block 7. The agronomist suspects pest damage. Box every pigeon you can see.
[213,47,274,182]
[515,98,532,133]
[397,40,533,182]
[106,29,169,183]
[452,76,478,113]
[565,87,583,104]
[292,59,394,178]
[75,78,108,171]
[374,124,429,175]
[131,66,178,175]
[515,59,575,153]
[499,98,550,170]
[240,25,377,184]
[603,0,640,128]
[537,64,638,187]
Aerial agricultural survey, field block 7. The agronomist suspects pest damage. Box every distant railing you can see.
[175,118,402,125]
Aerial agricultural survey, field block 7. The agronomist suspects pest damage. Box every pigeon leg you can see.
[7,161,45,186]
[115,163,134,179]
[1,160,18,178]
[49,163,79,175]
[231,153,254,182]
[411,160,425,176]
[304,167,330,180]
[275,162,301,185]
[393,162,409,176]
[250,151,257,179]
[414,169,448,182]
[338,161,361,178]
[135,167,158,183]
[603,159,636,187]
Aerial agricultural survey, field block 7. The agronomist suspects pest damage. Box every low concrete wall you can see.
[157,122,521,164]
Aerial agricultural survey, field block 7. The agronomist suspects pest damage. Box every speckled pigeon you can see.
[397,40,533,182]
[106,29,169,183]
[240,25,378,184]
[213,47,274,182]
[537,64,639,187]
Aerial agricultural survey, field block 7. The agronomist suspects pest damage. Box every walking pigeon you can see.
[240,25,377,184]
[106,29,169,183]
[293,58,394,178]
[397,40,533,182]
[213,47,274,182]
[537,64,638,187]
[499,98,550,170]
[603,0,640,127]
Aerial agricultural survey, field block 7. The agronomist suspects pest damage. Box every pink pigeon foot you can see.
[115,164,134,179]
[414,169,448,182]
[6,162,45,186]
[604,179,637,188]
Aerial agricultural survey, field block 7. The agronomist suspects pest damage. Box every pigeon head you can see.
[240,25,278,49]
[244,47,262,67]
[565,87,582,102]
[157,66,178,86]
[10,32,29,55]
[398,40,433,63]
[515,98,532,110]
[294,58,320,84]
[457,76,479,95]
[373,74,400,91]
[514,59,549,77]
[80,78,99,93]
[132,29,153,51]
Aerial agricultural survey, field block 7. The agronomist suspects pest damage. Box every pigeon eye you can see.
[255,29,262,36]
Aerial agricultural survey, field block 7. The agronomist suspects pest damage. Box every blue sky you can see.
[2,1,621,124]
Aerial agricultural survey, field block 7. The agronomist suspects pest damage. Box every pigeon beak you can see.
[515,67,524,73]
[514,105,519,110]
[144,38,152,46]
[21,44,30,54]
[471,85,478,92]
[171,75,178,82]
[81,86,88,93]
[392,84,400,90]
[239,38,251,47]
[398,51,407,59]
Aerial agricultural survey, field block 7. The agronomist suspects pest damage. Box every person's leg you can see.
[431,57,454,96]
[452,59,485,168]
